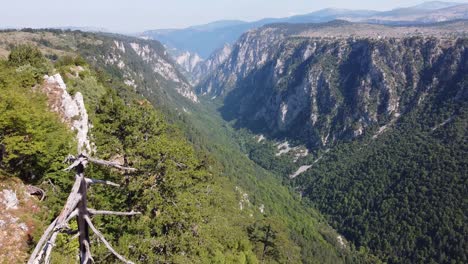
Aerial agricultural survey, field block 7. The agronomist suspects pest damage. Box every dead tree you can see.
[27,153,140,264]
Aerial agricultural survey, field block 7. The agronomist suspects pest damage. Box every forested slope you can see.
[0,44,259,263]
[0,30,371,263]
[293,96,468,263]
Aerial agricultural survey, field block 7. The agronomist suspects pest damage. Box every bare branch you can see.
[87,156,137,172]
[62,229,79,236]
[44,231,59,264]
[85,215,135,264]
[64,154,136,172]
[85,178,120,187]
[63,154,76,164]
[71,232,80,240]
[88,209,141,216]
[82,240,94,264]
[45,179,58,194]
[57,192,82,223]
[175,162,187,169]
[62,209,79,226]
[31,154,139,263]
[56,176,83,223]
[28,218,58,264]
[29,177,82,264]
[64,157,85,171]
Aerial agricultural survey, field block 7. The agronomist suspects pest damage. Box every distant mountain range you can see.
[141,1,468,60]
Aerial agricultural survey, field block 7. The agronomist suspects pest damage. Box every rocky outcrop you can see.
[0,179,42,263]
[43,74,92,154]
[1,189,18,210]
[129,41,198,102]
[87,37,198,104]
[198,23,468,147]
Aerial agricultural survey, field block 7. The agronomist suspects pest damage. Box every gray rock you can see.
[1,189,18,210]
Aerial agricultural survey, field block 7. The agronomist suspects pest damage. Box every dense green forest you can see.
[0,45,75,183]
[221,76,468,263]
[218,82,468,264]
[291,99,468,263]
[170,100,370,263]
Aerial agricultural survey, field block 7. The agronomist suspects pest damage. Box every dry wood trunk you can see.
[76,164,90,264]
[28,154,138,264]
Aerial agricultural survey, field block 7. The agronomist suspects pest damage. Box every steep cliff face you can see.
[175,50,204,74]
[168,44,232,86]
[78,35,198,104]
[198,23,468,147]
[197,26,287,96]
[191,44,232,85]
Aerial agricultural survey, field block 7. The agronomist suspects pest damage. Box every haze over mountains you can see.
[141,1,468,61]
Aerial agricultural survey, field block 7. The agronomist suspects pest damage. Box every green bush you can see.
[55,55,87,68]
[8,44,46,69]
[0,60,74,182]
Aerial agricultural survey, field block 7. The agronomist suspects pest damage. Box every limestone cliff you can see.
[197,21,468,147]
[43,74,92,154]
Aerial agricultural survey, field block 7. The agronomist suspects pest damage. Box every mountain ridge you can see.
[141,1,468,61]
[197,21,468,145]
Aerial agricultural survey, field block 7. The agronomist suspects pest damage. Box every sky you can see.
[2,0,468,32]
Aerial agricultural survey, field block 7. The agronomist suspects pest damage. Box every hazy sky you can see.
[2,0,468,32]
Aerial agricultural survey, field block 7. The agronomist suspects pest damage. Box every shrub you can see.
[8,44,46,69]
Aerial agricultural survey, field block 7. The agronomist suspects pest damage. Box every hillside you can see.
[194,21,468,263]
[0,30,368,263]
[0,29,197,107]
